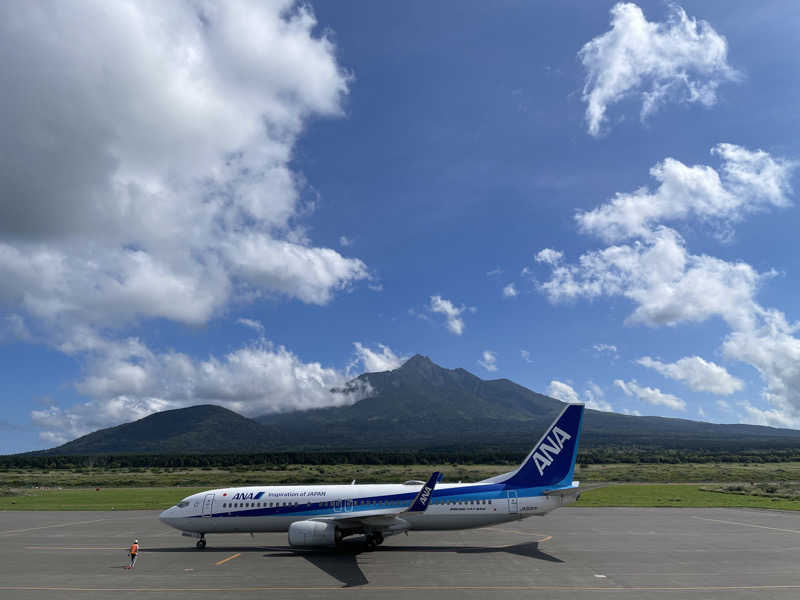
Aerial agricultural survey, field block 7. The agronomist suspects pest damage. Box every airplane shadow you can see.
[264,540,562,588]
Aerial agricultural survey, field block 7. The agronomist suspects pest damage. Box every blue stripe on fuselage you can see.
[193,482,564,519]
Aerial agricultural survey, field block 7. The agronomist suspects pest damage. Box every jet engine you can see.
[288,520,340,547]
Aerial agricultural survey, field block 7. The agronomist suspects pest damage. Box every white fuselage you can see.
[159,481,573,535]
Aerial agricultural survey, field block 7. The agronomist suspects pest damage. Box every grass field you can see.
[6,461,800,489]
[2,484,800,511]
[4,462,800,511]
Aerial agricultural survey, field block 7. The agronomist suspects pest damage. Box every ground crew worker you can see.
[128,539,139,569]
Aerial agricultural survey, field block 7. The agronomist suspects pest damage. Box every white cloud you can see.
[638,355,743,395]
[535,248,564,265]
[502,283,518,298]
[722,310,800,427]
[547,380,579,404]
[429,295,468,335]
[614,379,686,411]
[698,406,706,419]
[579,2,739,136]
[0,1,366,332]
[478,350,498,372]
[486,267,503,277]
[716,399,731,411]
[339,236,353,247]
[593,343,618,355]
[520,349,533,363]
[32,336,367,444]
[583,382,613,412]
[236,318,264,334]
[622,408,642,416]
[541,226,764,330]
[351,342,406,374]
[576,144,795,242]
[537,143,800,426]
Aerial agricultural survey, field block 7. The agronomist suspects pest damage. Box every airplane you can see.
[159,403,585,551]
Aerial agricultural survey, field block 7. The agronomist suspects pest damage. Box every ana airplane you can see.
[159,403,585,550]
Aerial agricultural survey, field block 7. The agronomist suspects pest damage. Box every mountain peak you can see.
[399,354,435,370]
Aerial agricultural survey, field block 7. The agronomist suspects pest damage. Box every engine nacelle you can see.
[288,520,339,548]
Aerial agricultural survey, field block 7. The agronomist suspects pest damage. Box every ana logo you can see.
[232,491,265,501]
[418,486,432,505]
[531,426,572,476]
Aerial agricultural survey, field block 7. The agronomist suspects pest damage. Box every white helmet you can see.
[134,539,138,543]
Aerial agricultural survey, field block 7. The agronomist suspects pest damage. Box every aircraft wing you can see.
[312,471,440,527]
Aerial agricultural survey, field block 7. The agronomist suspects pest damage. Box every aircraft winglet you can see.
[405,471,440,512]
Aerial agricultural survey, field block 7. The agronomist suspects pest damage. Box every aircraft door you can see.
[202,493,215,517]
[507,490,519,514]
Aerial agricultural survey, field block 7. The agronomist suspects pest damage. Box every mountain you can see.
[39,405,274,455]
[35,355,800,455]
[257,355,800,451]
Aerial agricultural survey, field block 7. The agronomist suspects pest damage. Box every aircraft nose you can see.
[159,507,176,527]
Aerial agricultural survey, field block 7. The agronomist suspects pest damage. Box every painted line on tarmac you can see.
[0,518,108,535]
[693,516,800,534]
[216,553,241,566]
[3,584,800,593]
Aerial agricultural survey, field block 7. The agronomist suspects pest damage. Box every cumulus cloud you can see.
[350,342,406,374]
[576,144,795,242]
[429,295,468,335]
[0,0,366,331]
[583,382,613,412]
[32,336,367,444]
[721,310,800,427]
[638,355,743,395]
[535,248,564,265]
[580,2,739,136]
[0,1,376,442]
[541,226,764,330]
[615,379,686,411]
[547,380,579,404]
[502,283,518,298]
[536,143,800,426]
[478,350,498,372]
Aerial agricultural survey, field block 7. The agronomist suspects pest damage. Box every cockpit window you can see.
[177,501,190,508]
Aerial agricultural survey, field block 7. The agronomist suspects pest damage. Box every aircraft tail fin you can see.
[405,471,440,512]
[479,403,584,489]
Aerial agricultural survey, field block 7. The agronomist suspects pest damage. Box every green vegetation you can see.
[576,461,800,482]
[575,484,800,510]
[0,487,207,511]
[3,483,800,511]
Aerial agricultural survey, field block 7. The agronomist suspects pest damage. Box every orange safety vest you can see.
[130,543,139,555]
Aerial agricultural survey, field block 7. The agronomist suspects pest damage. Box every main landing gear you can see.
[364,532,384,552]
[196,535,206,550]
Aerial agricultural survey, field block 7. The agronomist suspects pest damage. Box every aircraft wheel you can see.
[196,539,206,550]
[373,532,384,545]
[364,536,377,552]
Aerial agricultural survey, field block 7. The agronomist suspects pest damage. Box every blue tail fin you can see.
[483,404,584,489]
[406,471,440,512]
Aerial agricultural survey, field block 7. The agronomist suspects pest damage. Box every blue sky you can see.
[1,1,799,452]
